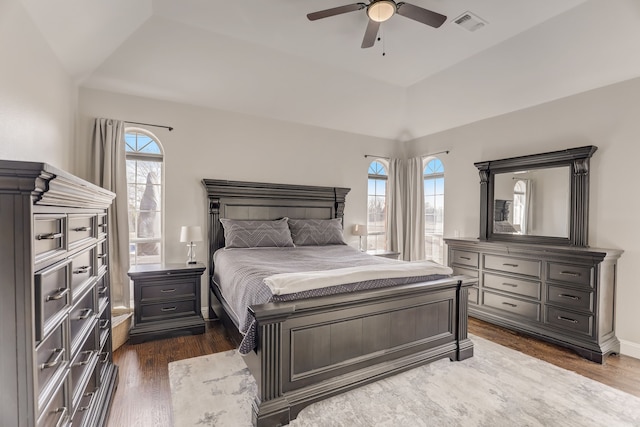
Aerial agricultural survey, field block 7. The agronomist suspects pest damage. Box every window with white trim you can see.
[424,158,444,264]
[367,160,388,251]
[125,129,164,266]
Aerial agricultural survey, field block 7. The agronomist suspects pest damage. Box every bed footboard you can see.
[243,276,474,427]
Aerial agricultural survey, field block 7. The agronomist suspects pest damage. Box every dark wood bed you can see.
[202,179,474,426]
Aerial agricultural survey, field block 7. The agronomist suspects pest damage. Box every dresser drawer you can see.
[484,254,541,278]
[140,299,199,322]
[70,327,98,406]
[34,214,66,263]
[140,280,197,302]
[96,273,109,310]
[97,239,108,273]
[37,376,68,427]
[36,320,68,410]
[483,273,540,299]
[547,285,593,312]
[69,288,97,352]
[452,266,478,280]
[451,250,479,268]
[35,259,72,341]
[547,262,593,287]
[546,306,593,336]
[97,213,108,238]
[483,291,540,321]
[68,214,95,248]
[70,247,95,297]
[71,372,98,427]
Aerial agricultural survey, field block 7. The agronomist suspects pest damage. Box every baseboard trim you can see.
[620,339,640,360]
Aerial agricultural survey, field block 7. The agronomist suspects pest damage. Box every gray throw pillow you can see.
[220,217,294,248]
[287,218,347,246]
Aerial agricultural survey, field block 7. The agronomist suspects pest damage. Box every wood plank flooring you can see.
[107,317,640,427]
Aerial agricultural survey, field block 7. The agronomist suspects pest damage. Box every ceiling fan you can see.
[307,0,447,48]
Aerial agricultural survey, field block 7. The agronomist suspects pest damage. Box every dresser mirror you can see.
[475,146,597,246]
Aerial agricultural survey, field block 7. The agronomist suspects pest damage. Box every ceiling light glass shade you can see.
[367,1,396,22]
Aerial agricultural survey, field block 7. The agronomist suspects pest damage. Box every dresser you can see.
[446,238,622,363]
[128,263,206,343]
[0,160,118,427]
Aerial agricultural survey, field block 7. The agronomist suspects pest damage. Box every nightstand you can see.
[367,250,401,260]
[128,263,206,343]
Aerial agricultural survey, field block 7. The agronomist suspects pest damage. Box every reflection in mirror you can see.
[493,166,570,238]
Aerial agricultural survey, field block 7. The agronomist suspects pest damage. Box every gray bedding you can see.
[213,245,450,354]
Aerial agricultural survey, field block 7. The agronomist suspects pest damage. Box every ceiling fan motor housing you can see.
[368,0,396,22]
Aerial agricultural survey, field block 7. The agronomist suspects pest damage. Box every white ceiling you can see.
[20,0,640,140]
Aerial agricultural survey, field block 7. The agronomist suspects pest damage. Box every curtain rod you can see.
[364,150,450,160]
[125,121,174,131]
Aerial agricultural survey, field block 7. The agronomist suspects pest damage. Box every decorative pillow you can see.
[220,217,294,248]
[287,218,347,246]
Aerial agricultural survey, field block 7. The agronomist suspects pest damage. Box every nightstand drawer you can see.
[140,280,197,302]
[140,300,199,322]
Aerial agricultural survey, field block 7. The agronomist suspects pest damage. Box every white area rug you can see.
[169,336,640,426]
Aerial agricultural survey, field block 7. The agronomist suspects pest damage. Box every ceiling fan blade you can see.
[307,3,366,21]
[361,19,380,48]
[396,2,447,28]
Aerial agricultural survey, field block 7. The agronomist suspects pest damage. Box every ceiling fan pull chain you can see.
[381,27,386,56]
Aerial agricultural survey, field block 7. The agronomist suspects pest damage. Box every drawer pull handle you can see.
[560,271,581,277]
[73,266,91,274]
[160,288,177,293]
[502,302,518,308]
[53,407,68,427]
[98,286,108,295]
[100,352,110,363]
[40,348,65,370]
[460,256,471,260]
[36,232,64,240]
[100,319,110,329]
[161,306,177,312]
[72,226,92,232]
[46,288,69,302]
[72,350,94,367]
[78,308,94,320]
[558,293,580,301]
[97,254,107,259]
[557,315,579,324]
[503,263,519,268]
[501,282,518,288]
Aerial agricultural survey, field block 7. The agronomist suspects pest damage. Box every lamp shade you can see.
[352,224,368,236]
[180,225,203,243]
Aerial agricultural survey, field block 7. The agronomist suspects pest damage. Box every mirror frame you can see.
[474,145,597,247]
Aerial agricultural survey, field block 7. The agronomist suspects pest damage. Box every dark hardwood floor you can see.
[107,317,640,427]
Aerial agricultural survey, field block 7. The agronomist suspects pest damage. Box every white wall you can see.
[0,0,75,170]
[405,76,640,358]
[77,88,401,308]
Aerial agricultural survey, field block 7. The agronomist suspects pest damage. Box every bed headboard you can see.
[202,179,350,274]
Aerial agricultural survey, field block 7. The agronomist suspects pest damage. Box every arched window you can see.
[424,158,444,264]
[367,160,388,251]
[512,179,529,234]
[125,129,164,266]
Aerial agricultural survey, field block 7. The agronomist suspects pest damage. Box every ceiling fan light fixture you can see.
[367,1,396,23]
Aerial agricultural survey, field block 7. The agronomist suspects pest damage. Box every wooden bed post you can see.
[453,278,474,361]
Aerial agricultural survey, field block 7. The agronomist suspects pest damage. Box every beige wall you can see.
[405,76,640,358]
[77,88,402,307]
[0,0,75,170]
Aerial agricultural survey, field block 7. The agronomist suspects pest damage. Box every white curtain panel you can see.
[92,118,131,309]
[403,157,426,261]
[386,158,404,258]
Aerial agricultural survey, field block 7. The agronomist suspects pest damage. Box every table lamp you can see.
[352,224,367,251]
[180,225,203,265]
